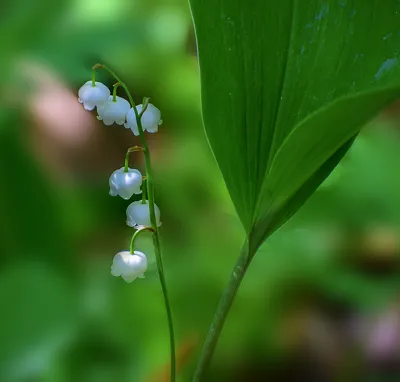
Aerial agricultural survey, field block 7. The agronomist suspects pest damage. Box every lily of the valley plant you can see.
[78,64,175,381]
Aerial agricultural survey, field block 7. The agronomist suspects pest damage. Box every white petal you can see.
[111,251,148,282]
[97,96,131,126]
[119,190,133,200]
[131,127,140,136]
[125,105,161,135]
[125,107,139,129]
[111,253,125,276]
[111,265,121,276]
[78,81,110,109]
[141,104,162,132]
[126,200,161,227]
[145,124,159,133]
[126,219,136,227]
[128,251,148,274]
[121,274,137,283]
[109,173,118,195]
[83,101,96,111]
[133,184,142,195]
[109,168,143,200]
[103,118,114,126]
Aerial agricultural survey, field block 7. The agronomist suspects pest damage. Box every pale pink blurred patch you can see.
[16,60,125,183]
[351,303,400,363]
[367,309,400,360]
[22,60,96,147]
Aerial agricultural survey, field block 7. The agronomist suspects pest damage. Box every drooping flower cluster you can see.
[77,80,163,134]
[78,76,163,283]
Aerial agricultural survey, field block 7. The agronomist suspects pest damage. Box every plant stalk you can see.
[130,226,155,254]
[142,178,147,204]
[124,146,144,172]
[192,241,251,382]
[95,64,176,382]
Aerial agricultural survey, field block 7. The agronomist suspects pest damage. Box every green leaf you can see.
[190,0,400,250]
[250,136,355,252]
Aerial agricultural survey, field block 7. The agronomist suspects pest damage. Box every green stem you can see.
[112,82,119,102]
[142,178,147,204]
[130,226,155,254]
[95,64,176,382]
[124,149,130,173]
[192,241,252,382]
[124,146,144,172]
[91,68,96,87]
[140,97,150,117]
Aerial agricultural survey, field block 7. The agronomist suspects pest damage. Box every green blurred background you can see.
[1,1,400,381]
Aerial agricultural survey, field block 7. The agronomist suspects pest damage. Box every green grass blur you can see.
[1,0,400,381]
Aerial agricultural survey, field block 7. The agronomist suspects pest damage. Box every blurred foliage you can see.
[1,0,400,382]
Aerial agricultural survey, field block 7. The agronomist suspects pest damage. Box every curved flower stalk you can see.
[78,64,176,382]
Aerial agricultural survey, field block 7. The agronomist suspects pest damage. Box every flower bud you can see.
[126,200,161,228]
[109,167,143,200]
[124,103,162,135]
[78,81,110,111]
[111,250,147,283]
[97,95,130,126]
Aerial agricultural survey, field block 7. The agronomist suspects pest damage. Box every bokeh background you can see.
[1,1,400,381]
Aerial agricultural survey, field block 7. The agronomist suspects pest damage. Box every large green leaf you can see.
[190,0,400,250]
[250,136,356,253]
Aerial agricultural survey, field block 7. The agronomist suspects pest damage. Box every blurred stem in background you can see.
[93,64,176,382]
[192,240,253,381]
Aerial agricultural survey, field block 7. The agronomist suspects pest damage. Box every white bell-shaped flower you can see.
[109,167,143,200]
[97,95,131,126]
[78,81,110,111]
[126,200,161,227]
[111,250,147,283]
[124,103,163,135]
